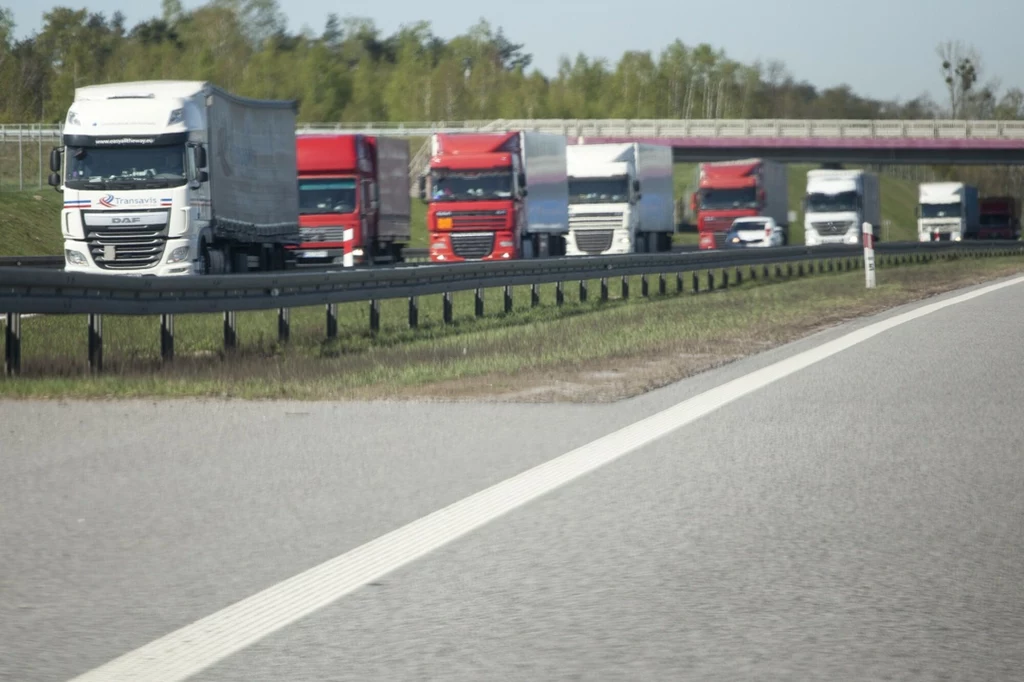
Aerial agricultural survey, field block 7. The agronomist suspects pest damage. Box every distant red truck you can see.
[691,158,789,250]
[976,196,1020,240]
[292,134,411,266]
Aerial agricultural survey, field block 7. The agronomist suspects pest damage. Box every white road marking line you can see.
[68,275,1024,682]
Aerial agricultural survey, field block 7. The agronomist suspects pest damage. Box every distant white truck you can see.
[565,142,674,255]
[803,169,881,246]
[916,182,979,242]
[49,80,301,276]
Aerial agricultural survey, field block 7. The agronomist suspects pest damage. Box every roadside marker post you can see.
[863,222,876,289]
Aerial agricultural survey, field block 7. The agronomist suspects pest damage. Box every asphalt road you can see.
[2,276,1023,681]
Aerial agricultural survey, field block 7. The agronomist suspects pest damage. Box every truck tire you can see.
[635,232,647,253]
[660,232,673,251]
[231,250,249,273]
[521,237,535,259]
[203,246,226,275]
[646,231,659,253]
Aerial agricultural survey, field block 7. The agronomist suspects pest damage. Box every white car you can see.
[724,216,786,248]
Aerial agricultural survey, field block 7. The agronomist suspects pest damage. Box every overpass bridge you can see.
[12,117,1024,165]
[296,118,1024,165]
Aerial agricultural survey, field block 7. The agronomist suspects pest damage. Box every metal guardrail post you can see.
[579,279,587,302]
[659,273,667,295]
[735,268,742,286]
[676,272,683,293]
[621,275,629,299]
[161,314,174,361]
[5,312,21,375]
[723,269,730,288]
[531,284,540,307]
[708,271,714,290]
[601,277,609,301]
[443,292,453,323]
[475,288,484,316]
[503,285,513,313]
[223,311,237,350]
[641,274,649,297]
[369,299,381,333]
[555,281,564,306]
[408,296,419,328]
[88,314,103,373]
[277,309,289,343]
[692,272,699,293]
[326,304,338,339]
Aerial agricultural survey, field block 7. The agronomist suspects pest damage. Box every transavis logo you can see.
[97,193,173,208]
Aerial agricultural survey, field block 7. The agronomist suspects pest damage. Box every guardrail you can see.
[0,248,430,270]
[3,241,1021,376]
[11,118,1024,140]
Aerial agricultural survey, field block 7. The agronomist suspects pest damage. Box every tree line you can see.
[0,0,1020,126]
[1,1,1022,198]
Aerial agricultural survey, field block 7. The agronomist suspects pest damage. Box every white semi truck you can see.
[803,169,881,246]
[916,182,980,242]
[48,80,301,276]
[565,142,674,255]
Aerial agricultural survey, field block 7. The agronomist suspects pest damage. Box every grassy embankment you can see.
[672,163,921,247]
[1,252,1021,401]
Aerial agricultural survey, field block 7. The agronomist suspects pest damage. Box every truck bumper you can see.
[62,238,196,276]
[429,231,516,262]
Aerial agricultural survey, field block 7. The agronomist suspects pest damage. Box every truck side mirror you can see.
[48,172,61,190]
[195,146,207,168]
[49,148,62,172]
[632,179,640,193]
[518,172,526,188]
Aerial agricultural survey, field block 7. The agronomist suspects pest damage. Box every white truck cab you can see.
[917,182,979,242]
[565,142,673,255]
[803,169,880,246]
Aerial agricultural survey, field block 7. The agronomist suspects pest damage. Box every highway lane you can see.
[2,275,1023,680]
[190,276,1024,681]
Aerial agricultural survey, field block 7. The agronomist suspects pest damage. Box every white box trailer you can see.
[52,80,300,275]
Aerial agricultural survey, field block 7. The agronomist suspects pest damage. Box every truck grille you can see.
[442,210,506,230]
[83,210,170,270]
[713,232,728,249]
[574,229,614,254]
[450,232,495,259]
[569,211,623,231]
[300,226,346,243]
[812,221,852,236]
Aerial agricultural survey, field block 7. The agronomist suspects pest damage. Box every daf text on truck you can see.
[293,133,411,267]
[916,182,979,242]
[49,80,301,276]
[977,196,1020,240]
[418,131,569,261]
[691,158,788,250]
[565,142,674,255]
[803,168,881,246]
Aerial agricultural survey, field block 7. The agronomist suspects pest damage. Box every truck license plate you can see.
[104,245,116,261]
[301,250,328,258]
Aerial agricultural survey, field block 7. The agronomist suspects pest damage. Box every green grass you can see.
[0,190,64,256]
[673,163,922,245]
[2,251,1021,400]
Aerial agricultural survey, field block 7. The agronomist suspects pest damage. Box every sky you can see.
[7,0,1024,108]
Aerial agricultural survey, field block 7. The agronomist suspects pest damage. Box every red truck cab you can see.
[420,133,522,262]
[691,159,788,250]
[977,196,1020,240]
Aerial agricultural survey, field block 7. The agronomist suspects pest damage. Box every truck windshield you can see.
[920,202,961,219]
[569,177,629,204]
[65,145,186,190]
[806,191,859,213]
[299,178,357,214]
[430,170,512,201]
[699,187,756,210]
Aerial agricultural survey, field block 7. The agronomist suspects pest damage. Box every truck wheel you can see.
[646,231,659,253]
[204,246,226,275]
[661,232,673,251]
[635,233,647,253]
[231,250,249,273]
[521,237,535,259]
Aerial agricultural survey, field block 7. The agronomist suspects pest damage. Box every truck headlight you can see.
[167,245,190,263]
[65,249,87,265]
